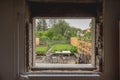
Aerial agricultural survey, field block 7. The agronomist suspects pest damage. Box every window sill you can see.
[20,72,101,79]
[31,64,96,71]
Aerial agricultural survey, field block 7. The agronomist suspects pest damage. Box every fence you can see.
[39,40,70,47]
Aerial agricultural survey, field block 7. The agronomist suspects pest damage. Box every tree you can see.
[52,19,70,36]
[36,19,42,31]
[48,19,58,27]
[79,27,92,42]
[42,19,47,30]
[36,19,47,31]
[36,31,43,38]
[43,29,54,40]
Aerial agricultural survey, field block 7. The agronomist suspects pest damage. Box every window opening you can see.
[31,18,96,69]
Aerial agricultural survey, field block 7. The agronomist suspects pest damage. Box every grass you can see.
[51,44,77,55]
[51,44,72,52]
[36,44,77,56]
[36,47,48,55]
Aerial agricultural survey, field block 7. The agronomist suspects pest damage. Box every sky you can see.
[36,19,92,30]
[64,19,91,30]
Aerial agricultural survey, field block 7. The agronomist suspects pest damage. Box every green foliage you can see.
[51,44,77,55]
[52,34,66,40]
[36,31,43,38]
[36,47,48,55]
[36,19,47,31]
[51,44,71,52]
[40,35,49,40]
[68,27,81,37]
[36,19,83,41]
[79,27,92,42]
[70,46,77,55]
[48,19,58,27]
[52,20,70,36]
[44,29,54,40]
[84,32,91,42]
[35,19,93,57]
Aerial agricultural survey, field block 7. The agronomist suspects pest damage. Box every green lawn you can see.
[36,47,48,55]
[36,44,77,56]
[51,44,77,55]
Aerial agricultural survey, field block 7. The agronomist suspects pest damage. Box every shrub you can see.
[70,46,77,55]
[36,31,43,38]
[40,35,49,40]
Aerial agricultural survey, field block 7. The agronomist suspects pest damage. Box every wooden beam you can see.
[28,2,98,17]
[28,0,99,3]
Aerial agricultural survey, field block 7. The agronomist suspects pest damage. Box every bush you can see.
[36,31,43,38]
[52,34,66,40]
[70,46,77,55]
[40,35,49,40]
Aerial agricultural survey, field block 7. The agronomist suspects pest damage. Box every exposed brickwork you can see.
[70,37,92,56]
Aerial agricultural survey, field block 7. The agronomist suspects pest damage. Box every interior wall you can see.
[119,21,120,79]
[0,0,26,80]
[0,0,17,80]
[103,0,120,80]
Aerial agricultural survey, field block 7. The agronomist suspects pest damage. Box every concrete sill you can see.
[19,72,101,79]
[31,64,96,71]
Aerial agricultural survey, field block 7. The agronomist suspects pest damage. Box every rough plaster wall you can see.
[103,0,120,80]
[119,21,120,79]
[29,76,100,80]
[0,0,16,80]
[0,0,26,80]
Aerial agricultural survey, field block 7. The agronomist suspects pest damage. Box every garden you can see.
[35,19,92,64]
[36,44,77,56]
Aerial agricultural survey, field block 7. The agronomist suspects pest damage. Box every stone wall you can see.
[70,37,79,47]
